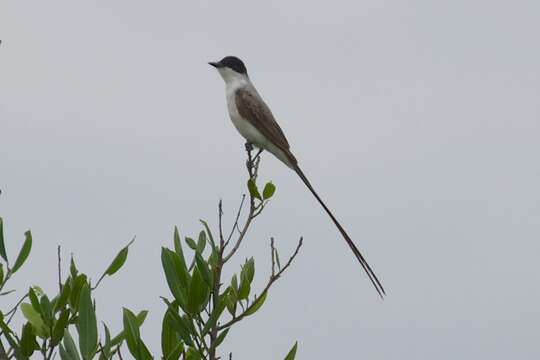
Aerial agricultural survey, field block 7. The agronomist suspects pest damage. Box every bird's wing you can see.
[235,88,292,153]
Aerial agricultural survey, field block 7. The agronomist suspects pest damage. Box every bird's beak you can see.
[208,61,220,68]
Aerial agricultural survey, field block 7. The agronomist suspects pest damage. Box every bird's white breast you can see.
[224,80,269,148]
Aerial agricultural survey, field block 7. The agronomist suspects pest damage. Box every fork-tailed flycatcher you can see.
[209,56,385,297]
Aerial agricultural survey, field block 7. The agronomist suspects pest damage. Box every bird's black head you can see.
[208,56,247,74]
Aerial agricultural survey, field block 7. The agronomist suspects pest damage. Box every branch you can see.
[218,237,303,331]
[57,246,62,292]
[222,145,261,263]
[223,195,246,249]
[218,200,224,248]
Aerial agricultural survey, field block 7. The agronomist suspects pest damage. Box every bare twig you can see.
[224,195,246,248]
[218,200,224,248]
[271,238,276,276]
[222,215,255,263]
[4,294,28,326]
[270,238,303,282]
[195,316,211,356]
[57,245,62,291]
[218,237,303,331]
[223,145,261,263]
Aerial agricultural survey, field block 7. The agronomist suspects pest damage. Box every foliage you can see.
[0,147,301,359]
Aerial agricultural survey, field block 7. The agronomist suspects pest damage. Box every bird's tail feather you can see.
[293,164,386,298]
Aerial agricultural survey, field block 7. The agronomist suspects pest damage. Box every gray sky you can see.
[1,1,539,359]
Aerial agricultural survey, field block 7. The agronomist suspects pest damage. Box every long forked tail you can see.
[293,165,386,298]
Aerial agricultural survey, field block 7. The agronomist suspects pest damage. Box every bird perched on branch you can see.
[209,56,385,297]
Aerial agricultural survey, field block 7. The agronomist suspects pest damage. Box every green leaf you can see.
[285,341,298,360]
[231,274,239,295]
[185,347,202,360]
[20,303,48,337]
[136,310,148,324]
[173,227,185,261]
[55,281,71,312]
[284,341,298,360]
[238,273,251,300]
[109,310,148,347]
[32,285,45,296]
[187,267,209,314]
[122,308,139,355]
[70,256,78,278]
[69,274,88,309]
[195,253,212,287]
[63,328,81,360]
[104,240,133,276]
[208,247,219,269]
[102,324,112,358]
[40,294,53,325]
[165,343,184,360]
[196,231,206,253]
[161,299,193,346]
[202,292,227,336]
[247,179,261,200]
[0,314,17,351]
[0,217,7,262]
[161,248,189,307]
[185,237,197,250]
[239,258,255,300]
[11,230,32,273]
[162,308,181,360]
[122,308,152,360]
[20,322,39,357]
[52,309,70,345]
[244,290,268,316]
[225,287,237,317]
[262,182,276,199]
[199,220,215,247]
[0,264,3,285]
[59,344,71,360]
[77,284,98,359]
[28,287,41,312]
[245,257,255,283]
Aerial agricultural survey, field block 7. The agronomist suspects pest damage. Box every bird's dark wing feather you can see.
[235,88,293,155]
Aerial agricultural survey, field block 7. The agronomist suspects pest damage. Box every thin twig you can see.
[223,145,260,263]
[218,237,303,331]
[271,238,276,276]
[222,215,255,263]
[194,316,211,356]
[4,294,28,325]
[218,200,224,248]
[224,195,246,248]
[271,237,303,281]
[57,245,62,291]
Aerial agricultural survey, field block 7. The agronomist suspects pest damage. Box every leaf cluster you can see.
[1,148,301,360]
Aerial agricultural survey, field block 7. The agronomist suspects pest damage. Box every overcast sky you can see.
[1,1,539,359]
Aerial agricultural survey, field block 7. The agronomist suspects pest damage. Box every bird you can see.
[209,56,385,297]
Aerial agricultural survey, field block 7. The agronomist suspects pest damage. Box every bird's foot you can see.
[253,148,263,161]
